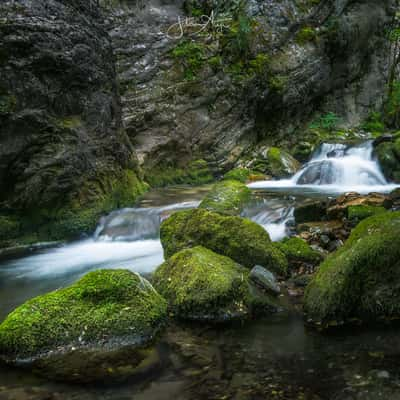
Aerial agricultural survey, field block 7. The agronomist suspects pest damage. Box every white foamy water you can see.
[1,240,164,279]
[249,141,400,194]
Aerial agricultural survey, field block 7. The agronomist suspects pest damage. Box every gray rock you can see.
[250,265,280,296]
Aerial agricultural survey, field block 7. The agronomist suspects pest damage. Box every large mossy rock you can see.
[152,246,278,321]
[0,270,167,363]
[160,208,288,275]
[304,211,400,328]
[199,180,252,216]
[375,139,400,182]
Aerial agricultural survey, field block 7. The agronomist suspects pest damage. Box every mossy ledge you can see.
[160,208,288,275]
[0,169,148,249]
[0,269,168,361]
[274,237,323,267]
[304,211,400,329]
[152,246,279,322]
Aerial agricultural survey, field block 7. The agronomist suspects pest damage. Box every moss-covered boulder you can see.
[294,201,327,224]
[274,237,323,267]
[375,139,400,182]
[160,208,288,275]
[304,211,400,328]
[152,246,279,321]
[0,270,168,364]
[199,179,252,216]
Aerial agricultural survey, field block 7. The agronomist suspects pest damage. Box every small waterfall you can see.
[292,141,387,186]
[248,141,399,194]
[94,201,199,241]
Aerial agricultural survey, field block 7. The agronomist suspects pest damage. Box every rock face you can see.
[160,208,288,274]
[304,212,400,328]
[0,0,145,245]
[103,0,395,173]
[0,270,167,361]
[153,246,278,321]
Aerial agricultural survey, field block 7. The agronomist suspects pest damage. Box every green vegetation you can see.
[375,138,400,182]
[160,208,288,275]
[361,111,385,134]
[274,237,322,267]
[0,270,168,358]
[347,205,386,221]
[309,112,341,133]
[199,179,252,215]
[304,211,400,328]
[296,26,317,45]
[171,41,207,81]
[0,94,16,116]
[144,159,213,188]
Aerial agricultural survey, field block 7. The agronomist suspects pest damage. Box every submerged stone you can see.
[152,246,279,321]
[0,269,168,381]
[160,208,288,275]
[304,211,400,328]
[199,180,252,216]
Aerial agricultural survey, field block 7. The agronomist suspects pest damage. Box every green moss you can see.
[199,179,252,215]
[160,208,288,275]
[304,211,400,328]
[264,147,300,178]
[361,112,385,134]
[274,237,322,267]
[56,116,82,129]
[0,270,168,359]
[0,215,21,242]
[144,159,213,188]
[347,205,386,221]
[296,26,317,45]
[171,41,207,81]
[223,168,254,183]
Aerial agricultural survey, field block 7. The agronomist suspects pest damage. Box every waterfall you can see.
[248,141,399,194]
[292,141,387,186]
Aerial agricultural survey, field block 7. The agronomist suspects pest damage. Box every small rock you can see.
[249,266,280,296]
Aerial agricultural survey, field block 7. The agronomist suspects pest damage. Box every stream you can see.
[1,141,400,399]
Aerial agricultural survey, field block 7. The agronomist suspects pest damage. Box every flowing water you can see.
[1,141,400,399]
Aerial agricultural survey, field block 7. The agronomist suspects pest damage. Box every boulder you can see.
[240,146,301,178]
[223,168,265,183]
[160,208,288,275]
[199,180,252,216]
[304,211,400,328]
[152,246,279,321]
[0,270,167,382]
[294,201,327,224]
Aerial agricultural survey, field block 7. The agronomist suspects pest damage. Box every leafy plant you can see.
[309,112,341,132]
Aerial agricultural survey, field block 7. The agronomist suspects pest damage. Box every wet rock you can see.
[152,246,279,321]
[0,270,167,383]
[160,208,288,275]
[373,134,394,147]
[249,266,280,296]
[294,201,327,224]
[374,139,400,182]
